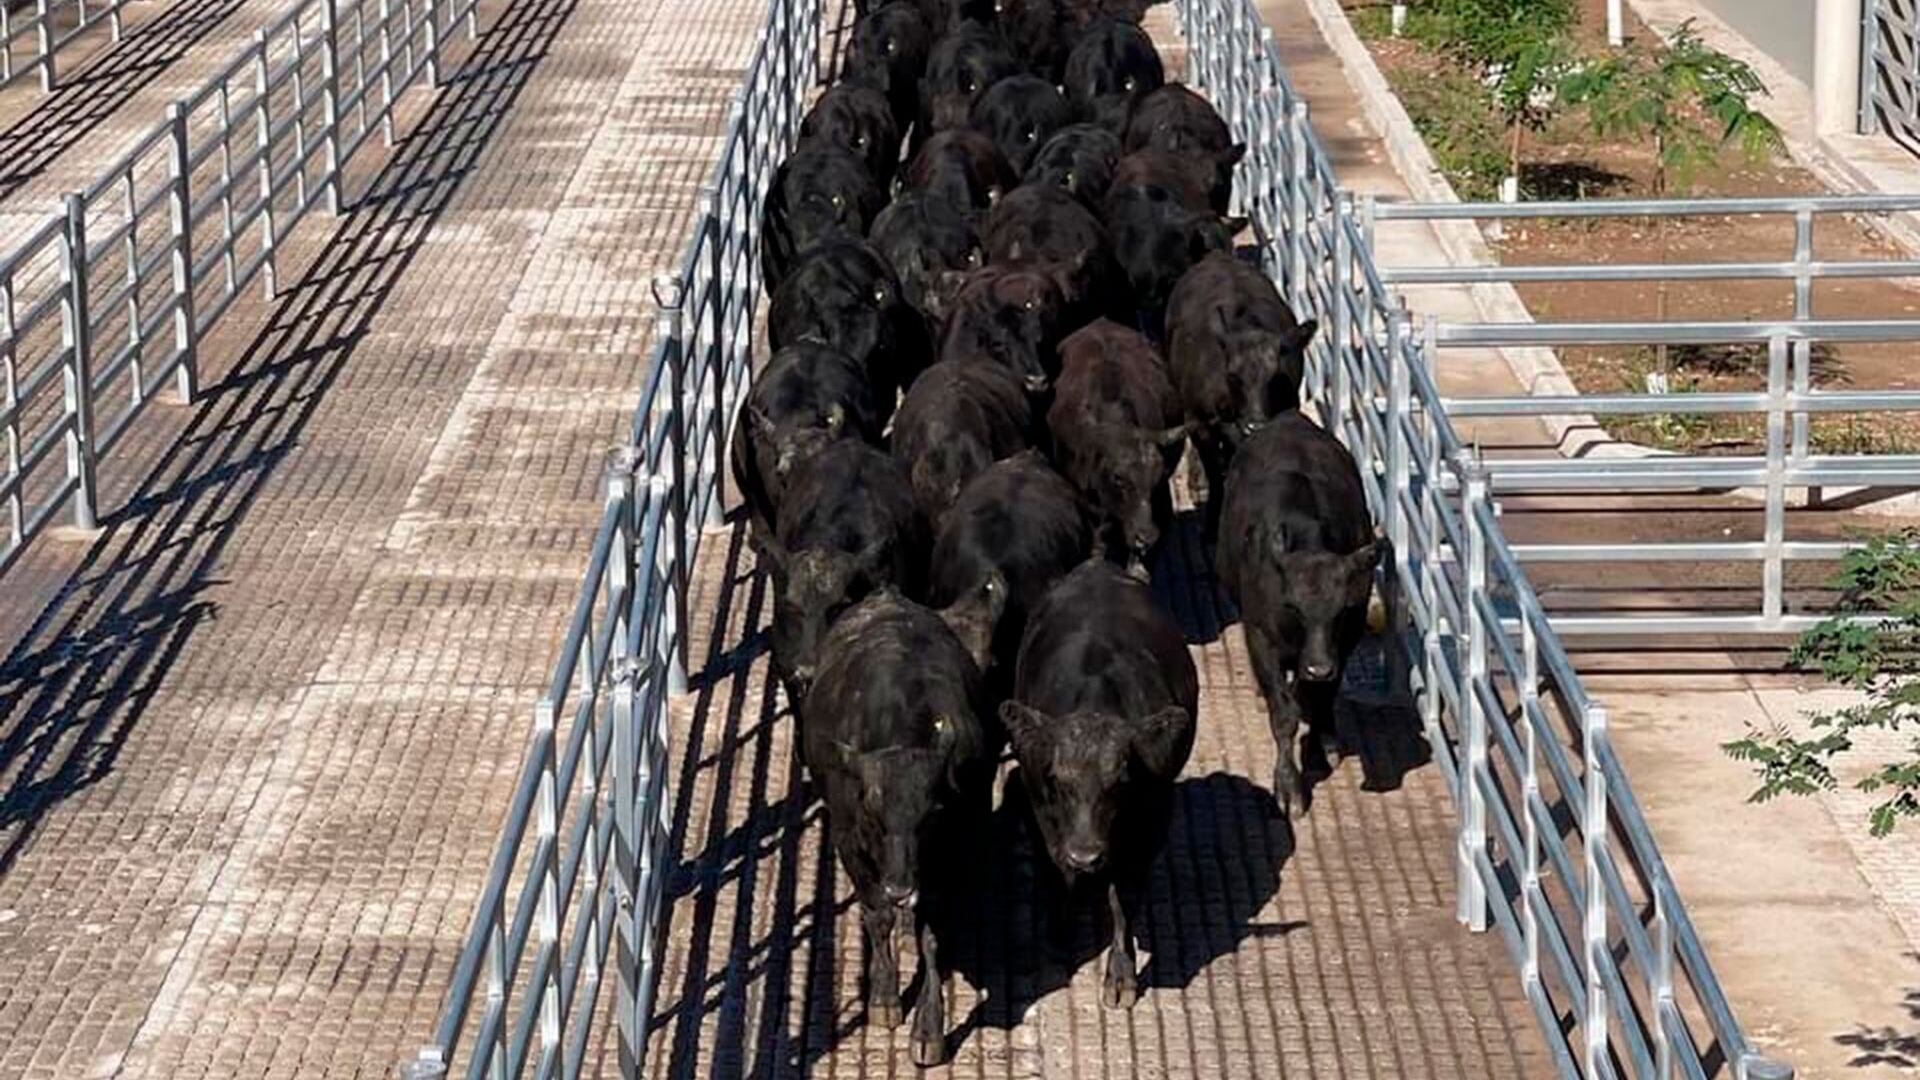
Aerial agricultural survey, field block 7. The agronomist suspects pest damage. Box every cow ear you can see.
[1348,537,1381,576]
[1281,319,1320,352]
[998,700,1048,745]
[1152,422,1192,448]
[1223,142,1248,167]
[1131,706,1191,777]
[1221,215,1249,237]
[747,402,776,431]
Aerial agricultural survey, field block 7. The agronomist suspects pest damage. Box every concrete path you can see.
[0,0,761,1074]
[1698,0,1812,84]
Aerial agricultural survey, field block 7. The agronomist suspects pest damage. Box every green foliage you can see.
[1559,20,1783,193]
[1389,64,1508,200]
[1725,531,1920,836]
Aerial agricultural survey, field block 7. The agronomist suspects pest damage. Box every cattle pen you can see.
[380,0,1832,1075]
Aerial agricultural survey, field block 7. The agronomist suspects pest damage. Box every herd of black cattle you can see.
[730,0,1381,1064]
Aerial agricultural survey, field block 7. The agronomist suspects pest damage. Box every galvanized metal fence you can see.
[1861,0,1920,149]
[1,0,129,92]
[408,0,1797,1077]
[1183,0,1793,1076]
[401,0,820,1072]
[0,0,482,576]
[1371,195,1920,635]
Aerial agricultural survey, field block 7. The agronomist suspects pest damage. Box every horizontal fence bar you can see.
[1434,319,1920,346]
[1374,193,1920,219]
[1382,259,1920,285]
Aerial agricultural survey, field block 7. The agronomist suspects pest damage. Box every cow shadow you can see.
[941,769,1296,1049]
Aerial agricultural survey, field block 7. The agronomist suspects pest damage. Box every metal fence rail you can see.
[0,0,483,577]
[402,0,819,1071]
[1862,0,1920,151]
[1369,195,1920,635]
[1182,0,1790,1077]
[409,0,1792,1077]
[1,0,129,92]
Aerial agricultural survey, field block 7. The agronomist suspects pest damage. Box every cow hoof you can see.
[1101,967,1139,1010]
[871,999,904,1029]
[911,1030,948,1067]
[1271,774,1308,820]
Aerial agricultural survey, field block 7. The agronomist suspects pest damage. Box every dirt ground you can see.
[1346,0,1920,455]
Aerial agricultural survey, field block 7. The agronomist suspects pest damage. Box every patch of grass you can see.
[1382,64,1508,201]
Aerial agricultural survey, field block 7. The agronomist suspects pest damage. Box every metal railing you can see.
[1,0,483,577]
[1,0,129,92]
[401,0,819,1071]
[408,0,1794,1077]
[1862,0,1920,150]
[1369,195,1920,635]
[1182,0,1792,1076]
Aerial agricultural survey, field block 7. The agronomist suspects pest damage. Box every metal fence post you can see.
[167,103,199,405]
[1329,189,1353,446]
[1286,100,1311,318]
[423,0,440,88]
[651,274,689,696]
[254,30,279,299]
[322,0,345,214]
[35,0,54,92]
[379,0,396,147]
[1763,333,1787,625]
[1455,448,1489,933]
[61,193,99,532]
[1519,612,1543,1000]
[1581,701,1612,1076]
[1861,0,1882,134]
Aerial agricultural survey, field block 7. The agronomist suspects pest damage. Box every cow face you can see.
[773,547,863,695]
[999,703,1190,884]
[831,737,955,908]
[801,87,901,184]
[922,31,1018,135]
[937,268,1071,392]
[1083,423,1188,570]
[844,5,931,120]
[1220,318,1316,441]
[969,76,1072,175]
[751,402,848,485]
[1273,540,1379,683]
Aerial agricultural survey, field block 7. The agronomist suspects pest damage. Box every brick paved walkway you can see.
[0,0,1556,1074]
[0,0,761,1073]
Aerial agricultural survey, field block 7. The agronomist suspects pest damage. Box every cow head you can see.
[999,702,1191,885]
[827,712,971,908]
[939,267,1071,392]
[1084,422,1189,572]
[908,432,994,522]
[772,546,864,697]
[751,401,848,485]
[1216,314,1317,441]
[1274,537,1379,683]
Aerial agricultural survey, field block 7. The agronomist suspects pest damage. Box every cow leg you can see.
[1300,676,1343,775]
[910,917,949,1066]
[1196,431,1230,542]
[1248,625,1308,819]
[864,900,903,1028]
[1101,877,1141,1009]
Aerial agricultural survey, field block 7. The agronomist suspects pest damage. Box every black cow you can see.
[1110,147,1212,213]
[800,84,904,188]
[1124,84,1246,213]
[762,145,887,290]
[1216,411,1378,820]
[929,451,1092,688]
[1061,18,1162,134]
[918,26,1019,147]
[985,0,1067,78]
[803,586,1000,1066]
[732,344,883,556]
[933,264,1075,392]
[1047,319,1188,572]
[1166,251,1317,534]
[999,558,1197,1009]
[844,3,934,129]
[768,238,930,414]
[1024,123,1123,208]
[768,440,928,701]
[869,191,984,337]
[969,75,1073,175]
[904,129,1020,217]
[1102,181,1241,331]
[893,360,1033,522]
[982,183,1120,322]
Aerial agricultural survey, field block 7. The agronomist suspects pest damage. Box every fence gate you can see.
[1861,0,1920,149]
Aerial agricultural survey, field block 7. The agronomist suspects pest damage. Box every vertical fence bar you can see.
[533,696,564,1072]
[424,0,440,87]
[1791,211,1812,465]
[168,104,199,402]
[255,29,279,299]
[1286,100,1310,323]
[1763,333,1787,625]
[121,170,143,410]
[1519,613,1543,999]
[1581,702,1612,1076]
[1455,449,1489,933]
[34,0,53,92]
[1418,317,1445,769]
[1862,0,1883,134]
[702,180,729,530]
[379,0,395,146]
[650,275,689,696]
[219,81,238,297]
[2,5,13,86]
[291,18,311,213]
[61,193,98,532]
[1330,189,1353,446]
[322,0,345,214]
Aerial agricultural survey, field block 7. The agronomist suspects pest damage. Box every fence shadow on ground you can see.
[0,0,579,877]
[0,0,248,199]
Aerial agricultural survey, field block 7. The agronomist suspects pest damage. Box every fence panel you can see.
[0,0,481,580]
[1,0,131,93]
[1862,0,1920,150]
